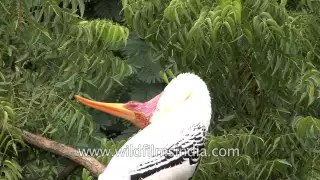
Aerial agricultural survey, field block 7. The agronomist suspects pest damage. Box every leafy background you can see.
[1,0,320,179]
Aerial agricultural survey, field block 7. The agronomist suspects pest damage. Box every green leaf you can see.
[159,71,169,84]
[0,1,10,14]
[272,56,282,75]
[52,101,64,118]
[68,110,79,131]
[219,114,236,122]
[77,0,85,17]
[78,115,85,135]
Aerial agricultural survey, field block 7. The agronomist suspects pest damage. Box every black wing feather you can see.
[130,123,207,180]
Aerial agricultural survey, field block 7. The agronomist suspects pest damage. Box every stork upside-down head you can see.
[75,72,211,130]
[75,92,162,129]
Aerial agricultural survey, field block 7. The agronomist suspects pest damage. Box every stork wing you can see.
[129,123,207,180]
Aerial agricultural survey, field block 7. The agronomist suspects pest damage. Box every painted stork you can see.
[75,73,212,180]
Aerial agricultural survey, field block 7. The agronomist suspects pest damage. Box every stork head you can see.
[75,73,211,129]
[75,92,162,129]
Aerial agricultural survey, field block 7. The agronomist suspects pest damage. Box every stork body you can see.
[76,73,212,180]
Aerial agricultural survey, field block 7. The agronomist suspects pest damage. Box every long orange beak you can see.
[75,95,149,129]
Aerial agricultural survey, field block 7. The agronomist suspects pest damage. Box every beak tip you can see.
[75,95,86,104]
[75,95,82,100]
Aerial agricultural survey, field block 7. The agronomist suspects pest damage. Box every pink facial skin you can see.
[124,92,163,122]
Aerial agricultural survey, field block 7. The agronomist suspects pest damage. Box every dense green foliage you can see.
[0,0,131,179]
[1,0,320,179]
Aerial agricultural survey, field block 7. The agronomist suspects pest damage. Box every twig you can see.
[21,130,106,177]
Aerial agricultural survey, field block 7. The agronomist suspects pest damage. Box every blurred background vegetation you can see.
[1,0,320,179]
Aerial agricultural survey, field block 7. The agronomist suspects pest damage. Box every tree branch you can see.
[21,130,105,177]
